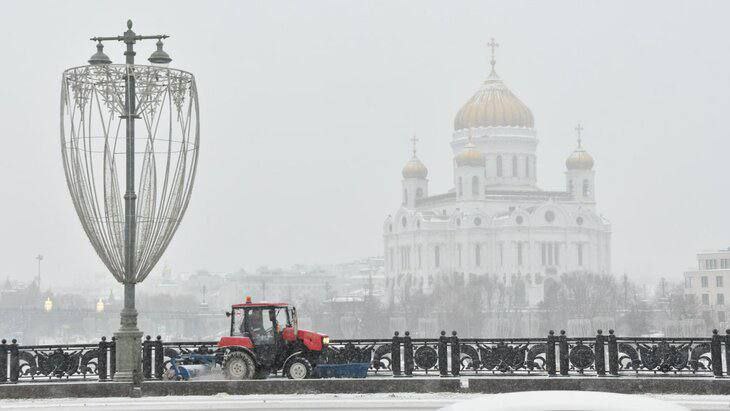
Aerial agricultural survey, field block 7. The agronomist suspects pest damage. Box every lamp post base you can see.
[113,329,143,383]
[114,283,143,383]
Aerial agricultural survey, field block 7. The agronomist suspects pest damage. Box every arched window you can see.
[416,187,424,198]
[434,246,440,268]
[582,179,590,197]
[475,244,481,267]
[512,156,518,177]
[403,188,407,204]
[458,177,463,197]
[568,180,574,194]
[525,156,530,177]
[471,176,479,195]
[496,155,503,177]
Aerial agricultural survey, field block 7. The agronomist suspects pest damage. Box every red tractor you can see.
[217,297,329,379]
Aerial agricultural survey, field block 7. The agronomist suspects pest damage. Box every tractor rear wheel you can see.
[285,357,312,380]
[223,351,255,380]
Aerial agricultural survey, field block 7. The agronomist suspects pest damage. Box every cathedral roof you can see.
[566,126,594,170]
[453,64,534,130]
[402,156,428,179]
[566,148,594,170]
[402,135,428,179]
[454,140,485,167]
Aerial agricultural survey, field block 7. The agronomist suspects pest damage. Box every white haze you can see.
[0,0,729,288]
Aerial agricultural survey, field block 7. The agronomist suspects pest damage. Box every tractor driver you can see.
[243,309,274,343]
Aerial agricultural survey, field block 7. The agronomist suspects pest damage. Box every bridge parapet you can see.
[0,329,727,382]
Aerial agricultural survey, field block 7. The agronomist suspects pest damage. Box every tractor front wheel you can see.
[285,357,312,380]
[223,351,255,380]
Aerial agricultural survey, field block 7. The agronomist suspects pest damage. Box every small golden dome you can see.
[455,141,485,167]
[454,71,534,130]
[566,148,594,170]
[402,156,428,179]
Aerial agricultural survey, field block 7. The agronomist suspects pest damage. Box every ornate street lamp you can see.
[60,20,200,382]
[96,298,105,313]
[44,297,53,312]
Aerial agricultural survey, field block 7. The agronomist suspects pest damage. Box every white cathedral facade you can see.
[383,45,611,306]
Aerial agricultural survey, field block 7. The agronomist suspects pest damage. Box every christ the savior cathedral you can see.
[383,42,612,305]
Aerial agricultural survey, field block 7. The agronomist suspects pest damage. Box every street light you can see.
[61,20,200,383]
[148,39,172,66]
[96,298,105,313]
[44,297,53,312]
[88,41,111,65]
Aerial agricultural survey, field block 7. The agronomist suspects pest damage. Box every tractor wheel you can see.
[285,357,312,380]
[223,351,255,380]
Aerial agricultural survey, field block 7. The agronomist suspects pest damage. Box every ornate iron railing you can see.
[0,337,115,382]
[615,336,714,375]
[1,329,727,382]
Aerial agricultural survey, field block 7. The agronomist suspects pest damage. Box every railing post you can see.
[154,336,164,380]
[403,331,414,377]
[98,336,108,382]
[450,331,460,376]
[9,339,19,383]
[546,330,556,376]
[391,331,401,377]
[607,329,618,376]
[438,331,449,377]
[595,329,606,376]
[0,339,7,383]
[559,330,569,376]
[143,335,152,380]
[711,329,723,378]
[109,336,117,380]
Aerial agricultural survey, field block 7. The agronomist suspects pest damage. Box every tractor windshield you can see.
[230,306,291,338]
[290,307,298,332]
[231,308,245,336]
[274,307,290,330]
[230,307,269,339]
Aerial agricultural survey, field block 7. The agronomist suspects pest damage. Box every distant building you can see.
[383,44,612,305]
[684,249,730,324]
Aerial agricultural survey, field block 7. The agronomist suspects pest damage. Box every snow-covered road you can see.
[0,394,728,411]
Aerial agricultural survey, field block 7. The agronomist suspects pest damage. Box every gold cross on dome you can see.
[575,123,584,147]
[487,38,499,72]
[410,134,419,156]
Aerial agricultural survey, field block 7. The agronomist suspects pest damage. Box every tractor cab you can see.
[218,297,328,379]
[229,300,294,345]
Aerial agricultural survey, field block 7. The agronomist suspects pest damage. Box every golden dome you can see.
[455,141,485,167]
[566,148,594,170]
[566,125,594,170]
[454,71,534,130]
[402,156,428,179]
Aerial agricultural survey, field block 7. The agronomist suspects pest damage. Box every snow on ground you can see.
[0,393,729,411]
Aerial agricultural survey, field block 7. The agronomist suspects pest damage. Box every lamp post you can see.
[35,254,43,290]
[61,20,200,383]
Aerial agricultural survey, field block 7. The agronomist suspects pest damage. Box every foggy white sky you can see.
[1,0,729,287]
